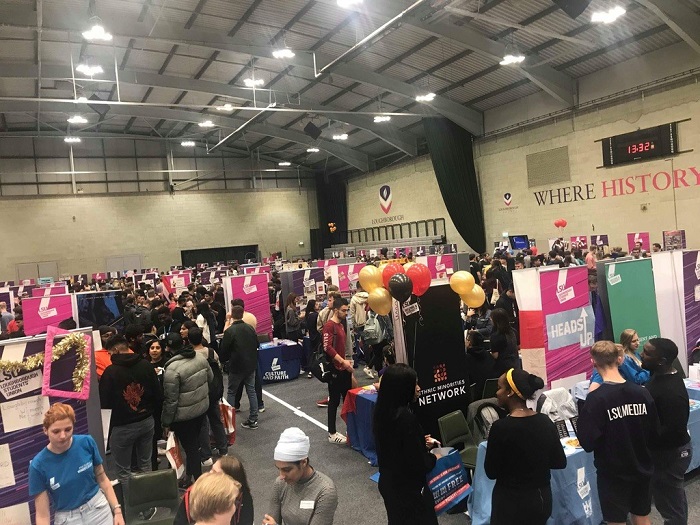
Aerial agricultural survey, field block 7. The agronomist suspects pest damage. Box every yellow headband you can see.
[506,368,525,400]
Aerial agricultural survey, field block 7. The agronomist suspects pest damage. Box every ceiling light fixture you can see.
[332,133,348,141]
[307,148,320,153]
[75,95,89,103]
[181,141,196,147]
[337,0,363,7]
[499,53,526,66]
[198,120,215,128]
[67,115,88,124]
[272,48,295,59]
[216,103,234,111]
[243,78,264,87]
[82,23,113,41]
[64,137,81,143]
[75,63,103,76]
[373,115,391,123]
[415,93,436,102]
[591,6,626,24]
[279,161,292,166]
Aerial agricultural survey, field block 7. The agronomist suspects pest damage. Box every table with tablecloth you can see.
[468,441,603,525]
[257,340,302,383]
[340,386,378,466]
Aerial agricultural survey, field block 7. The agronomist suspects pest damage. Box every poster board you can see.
[31,285,69,297]
[0,291,15,314]
[589,235,609,248]
[336,264,365,292]
[22,295,76,336]
[683,251,700,364]
[626,232,650,252]
[415,254,455,282]
[161,273,192,297]
[663,230,686,251]
[222,275,272,338]
[0,329,103,523]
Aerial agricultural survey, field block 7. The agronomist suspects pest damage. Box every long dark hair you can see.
[373,364,417,442]
[305,299,316,317]
[491,308,515,340]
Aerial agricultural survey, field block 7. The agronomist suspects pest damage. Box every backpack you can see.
[207,348,224,400]
[352,298,368,328]
[362,312,385,346]
[310,323,338,383]
[473,401,505,441]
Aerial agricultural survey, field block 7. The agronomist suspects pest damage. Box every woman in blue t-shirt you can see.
[29,403,124,525]
[588,329,650,392]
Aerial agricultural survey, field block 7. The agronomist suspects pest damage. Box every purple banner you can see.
[683,251,700,359]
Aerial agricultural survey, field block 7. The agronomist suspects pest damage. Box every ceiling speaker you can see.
[303,122,322,140]
[552,0,592,19]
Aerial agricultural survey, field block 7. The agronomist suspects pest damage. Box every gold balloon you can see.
[359,265,383,292]
[462,285,486,308]
[368,287,393,315]
[403,262,414,270]
[450,271,476,296]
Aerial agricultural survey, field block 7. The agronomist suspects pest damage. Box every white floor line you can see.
[262,389,329,432]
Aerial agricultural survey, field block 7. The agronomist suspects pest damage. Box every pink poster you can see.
[228,274,272,337]
[627,232,650,252]
[31,284,69,297]
[425,255,455,281]
[23,294,75,336]
[337,264,365,292]
[243,266,271,278]
[92,272,108,281]
[539,266,593,385]
[316,259,338,268]
[570,236,588,250]
[162,273,192,297]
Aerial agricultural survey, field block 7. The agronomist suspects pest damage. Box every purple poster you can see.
[590,235,609,248]
[683,251,700,359]
[0,291,15,313]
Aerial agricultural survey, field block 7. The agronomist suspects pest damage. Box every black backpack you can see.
[207,348,224,400]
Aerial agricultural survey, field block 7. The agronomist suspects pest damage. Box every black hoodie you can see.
[465,346,499,400]
[99,353,162,427]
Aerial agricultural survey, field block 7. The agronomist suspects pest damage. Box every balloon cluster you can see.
[553,218,568,228]
[449,271,486,308]
[328,222,337,233]
[358,262,431,315]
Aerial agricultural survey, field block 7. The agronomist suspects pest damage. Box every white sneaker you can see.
[363,366,375,379]
[157,448,167,456]
[328,432,347,445]
[201,458,213,467]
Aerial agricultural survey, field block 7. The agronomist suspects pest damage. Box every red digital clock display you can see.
[626,141,655,154]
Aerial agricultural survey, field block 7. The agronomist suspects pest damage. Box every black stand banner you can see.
[404,284,471,439]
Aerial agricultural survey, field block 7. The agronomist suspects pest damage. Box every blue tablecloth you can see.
[687,395,700,472]
[341,388,378,466]
[258,341,302,383]
[468,441,603,525]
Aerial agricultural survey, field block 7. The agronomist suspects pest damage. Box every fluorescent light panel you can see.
[499,54,525,66]
[373,115,391,123]
[216,104,234,111]
[591,6,626,24]
[415,93,435,102]
[64,137,81,143]
[181,141,196,147]
[67,115,88,124]
[272,48,295,59]
[307,148,320,153]
[243,78,264,87]
[332,133,348,141]
[198,120,215,128]
[278,162,291,166]
[75,64,103,76]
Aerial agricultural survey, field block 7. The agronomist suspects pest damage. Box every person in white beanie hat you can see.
[262,428,338,525]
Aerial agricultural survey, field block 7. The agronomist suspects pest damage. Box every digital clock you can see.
[601,123,678,167]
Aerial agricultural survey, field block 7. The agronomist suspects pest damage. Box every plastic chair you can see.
[469,383,478,401]
[438,410,479,469]
[124,469,180,525]
[482,378,499,399]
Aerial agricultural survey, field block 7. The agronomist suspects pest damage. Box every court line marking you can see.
[262,389,329,432]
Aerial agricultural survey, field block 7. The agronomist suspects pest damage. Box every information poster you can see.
[570,236,588,250]
[23,295,75,336]
[417,254,455,282]
[663,230,686,251]
[337,264,365,292]
[223,275,272,338]
[590,235,609,248]
[162,273,192,297]
[606,259,660,344]
[627,232,650,252]
[539,266,593,384]
[683,251,700,360]
[31,285,68,297]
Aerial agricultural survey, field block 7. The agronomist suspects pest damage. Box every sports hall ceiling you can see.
[0,0,698,175]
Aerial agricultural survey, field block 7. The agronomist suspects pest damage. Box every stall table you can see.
[258,340,302,383]
[340,386,378,466]
[469,441,603,525]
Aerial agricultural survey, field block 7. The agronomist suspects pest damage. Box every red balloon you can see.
[406,263,431,296]
[560,219,567,228]
[382,263,405,288]
[554,219,562,228]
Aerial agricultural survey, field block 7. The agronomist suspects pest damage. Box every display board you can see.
[31,284,69,297]
[280,268,325,302]
[223,275,272,338]
[336,263,365,292]
[663,230,686,250]
[415,254,455,282]
[590,235,609,248]
[683,251,700,361]
[626,232,650,252]
[74,291,125,331]
[0,329,103,523]
[23,295,75,336]
[161,273,192,297]
[606,259,660,344]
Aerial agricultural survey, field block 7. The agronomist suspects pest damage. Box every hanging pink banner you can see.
[337,263,365,292]
[627,232,650,252]
[228,274,272,337]
[425,255,455,281]
[31,285,69,297]
[539,266,593,385]
[23,294,75,336]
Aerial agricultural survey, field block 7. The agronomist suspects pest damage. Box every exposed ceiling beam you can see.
[315,0,574,106]
[2,62,417,156]
[0,3,483,135]
[0,100,371,172]
[636,0,700,54]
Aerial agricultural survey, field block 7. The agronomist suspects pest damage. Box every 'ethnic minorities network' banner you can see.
[683,251,700,359]
[606,259,660,344]
[540,266,593,385]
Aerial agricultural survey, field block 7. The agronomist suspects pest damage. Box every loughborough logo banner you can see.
[379,185,392,214]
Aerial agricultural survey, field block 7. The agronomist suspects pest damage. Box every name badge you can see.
[300,500,315,510]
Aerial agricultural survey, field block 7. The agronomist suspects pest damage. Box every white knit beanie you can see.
[274,427,310,462]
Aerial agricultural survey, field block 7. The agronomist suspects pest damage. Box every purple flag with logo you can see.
[683,251,700,359]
